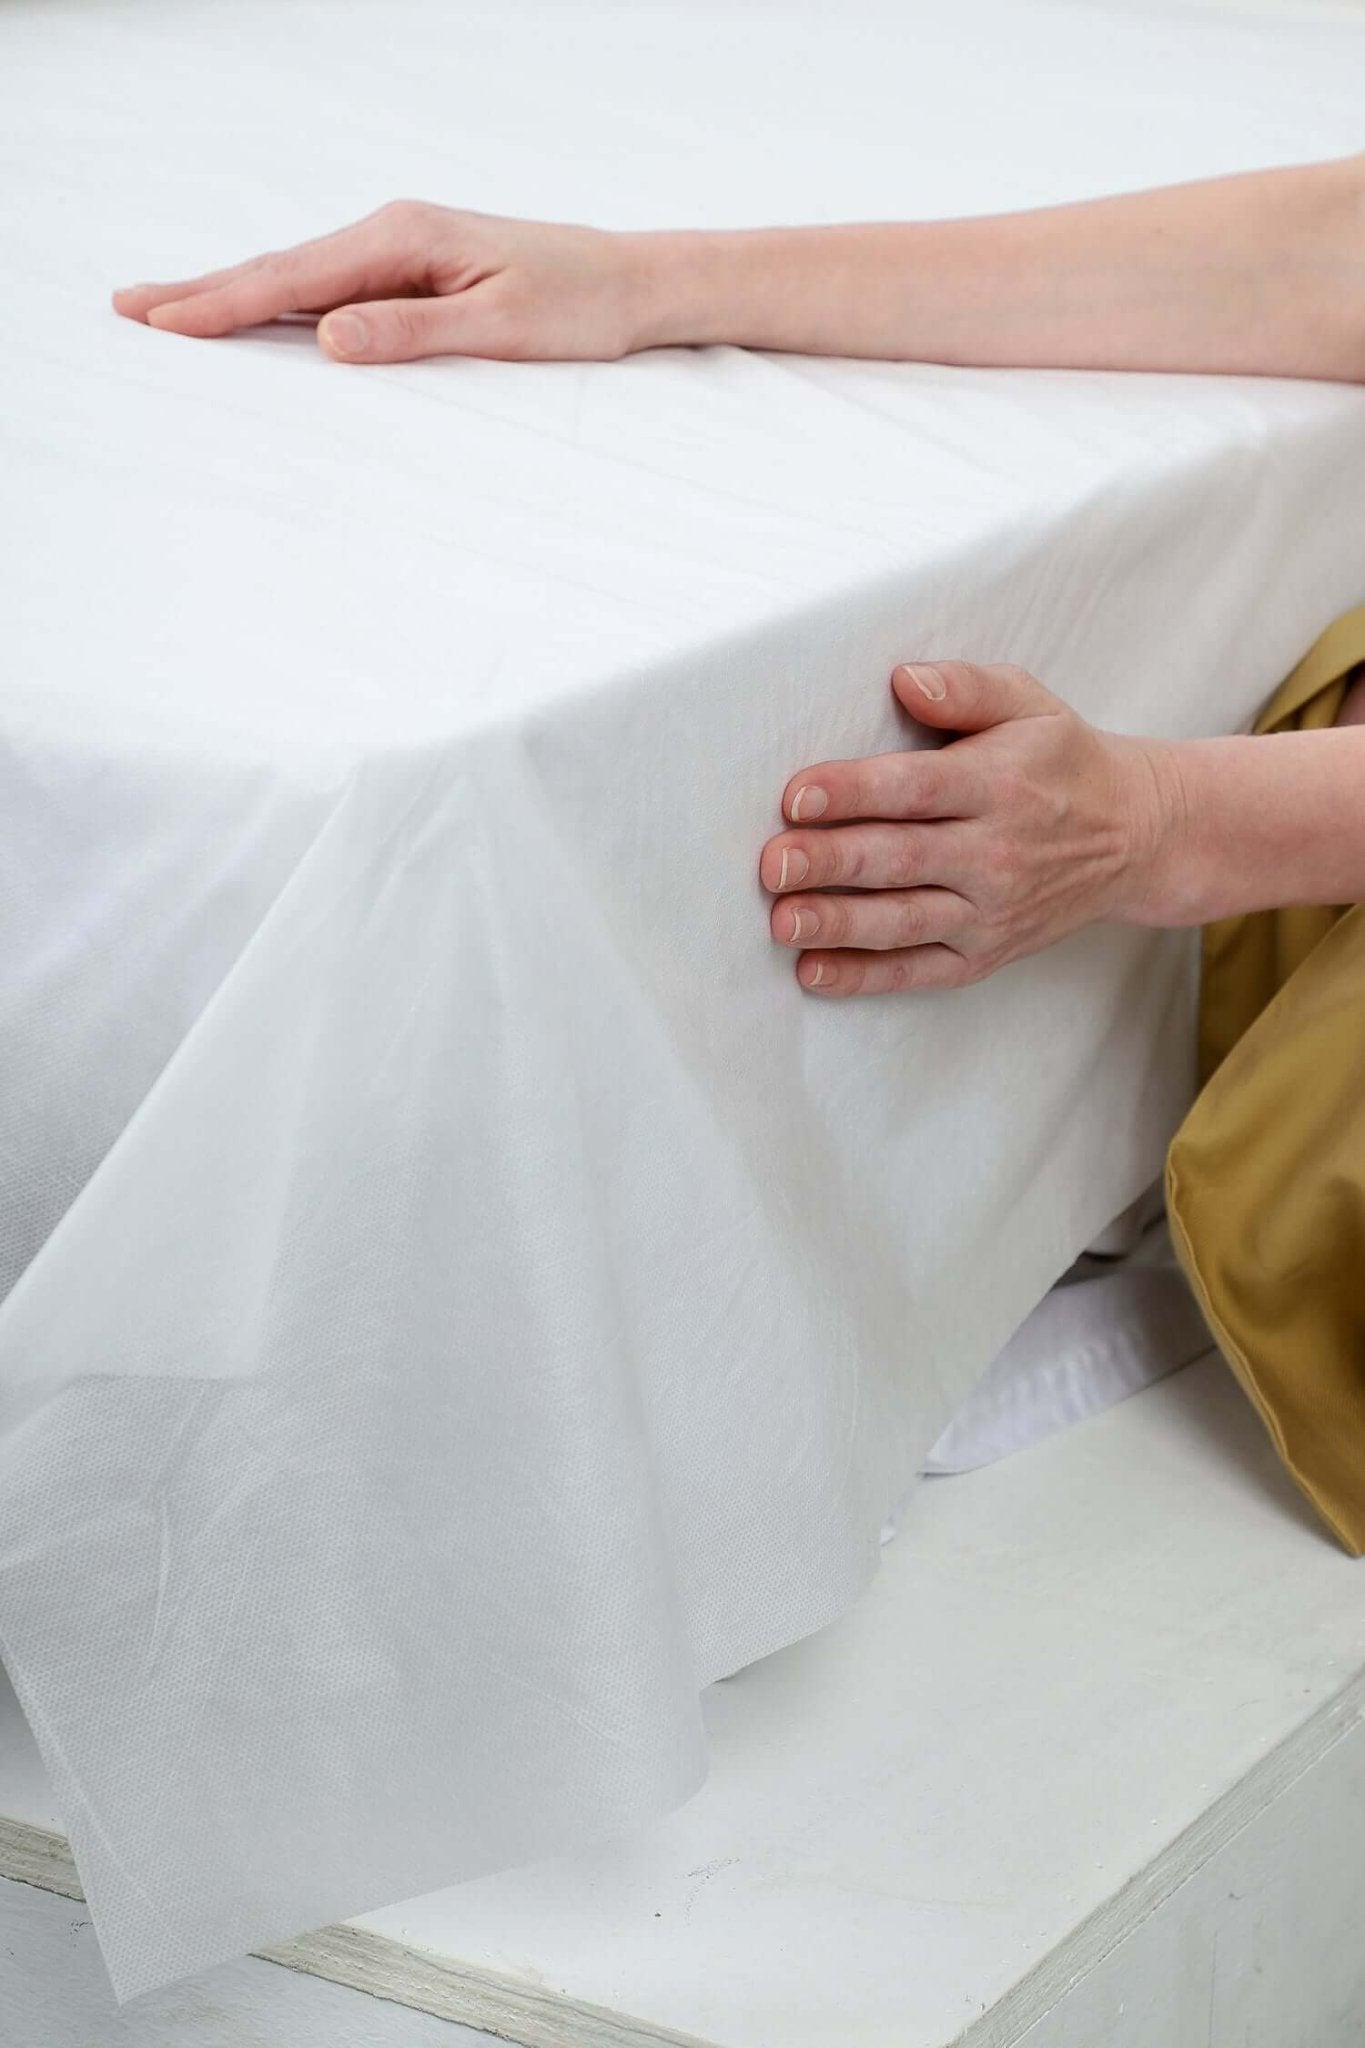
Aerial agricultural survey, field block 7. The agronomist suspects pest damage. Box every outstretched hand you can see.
[761,661,1185,997]
[113,201,643,363]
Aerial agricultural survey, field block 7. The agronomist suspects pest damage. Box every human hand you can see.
[112,201,648,363]
[760,661,1185,997]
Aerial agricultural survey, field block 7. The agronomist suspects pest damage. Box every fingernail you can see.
[805,961,828,987]
[777,847,809,890]
[790,785,828,821]
[323,312,369,357]
[905,664,947,701]
[786,907,817,944]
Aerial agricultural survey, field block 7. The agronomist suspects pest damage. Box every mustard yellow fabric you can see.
[1166,605,1365,1555]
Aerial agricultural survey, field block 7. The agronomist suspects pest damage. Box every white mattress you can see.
[2,0,1364,2004]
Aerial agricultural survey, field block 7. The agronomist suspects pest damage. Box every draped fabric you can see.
[6,0,1365,2004]
[1168,607,1365,1555]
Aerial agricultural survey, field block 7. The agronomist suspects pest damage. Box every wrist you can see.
[1106,737,1203,928]
[618,229,749,352]
[1113,727,1365,929]
[620,224,860,354]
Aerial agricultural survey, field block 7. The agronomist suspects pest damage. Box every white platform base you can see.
[4,1356,1365,2047]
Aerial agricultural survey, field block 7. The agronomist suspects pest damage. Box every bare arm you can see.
[115,156,1365,383]
[629,156,1365,381]
[1152,721,1365,923]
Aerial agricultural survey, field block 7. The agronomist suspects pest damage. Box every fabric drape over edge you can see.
[1167,604,1365,1555]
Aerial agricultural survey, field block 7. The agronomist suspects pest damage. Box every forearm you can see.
[626,155,1365,380]
[1138,726,1365,926]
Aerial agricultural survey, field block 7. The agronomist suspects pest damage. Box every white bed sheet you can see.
[2,0,1365,2003]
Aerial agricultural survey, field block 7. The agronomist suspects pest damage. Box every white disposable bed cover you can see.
[2,0,1364,2003]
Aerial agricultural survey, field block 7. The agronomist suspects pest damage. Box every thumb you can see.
[318,286,520,364]
[891,660,1059,733]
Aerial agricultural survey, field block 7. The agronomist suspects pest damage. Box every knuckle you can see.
[887,831,921,886]
[895,898,924,945]
[381,197,441,246]
[831,835,865,885]
[909,753,943,810]
[982,845,1019,896]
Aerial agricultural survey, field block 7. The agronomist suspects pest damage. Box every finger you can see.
[316,283,521,363]
[112,244,334,318]
[782,746,978,827]
[891,660,1059,734]
[113,262,272,319]
[759,820,971,895]
[772,887,971,953]
[796,946,974,997]
[123,213,416,337]
[143,247,390,337]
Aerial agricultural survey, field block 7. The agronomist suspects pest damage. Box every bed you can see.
[2,0,1364,2001]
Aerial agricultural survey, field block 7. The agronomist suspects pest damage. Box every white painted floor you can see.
[4,1354,1365,2047]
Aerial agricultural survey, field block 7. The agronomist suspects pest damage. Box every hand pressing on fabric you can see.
[112,201,645,363]
[760,662,1188,997]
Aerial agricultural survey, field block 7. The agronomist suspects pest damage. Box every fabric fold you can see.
[1167,605,1365,1555]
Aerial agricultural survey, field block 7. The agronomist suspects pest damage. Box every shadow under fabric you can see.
[1167,605,1365,1556]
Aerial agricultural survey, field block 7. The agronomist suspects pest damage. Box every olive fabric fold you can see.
[1167,606,1365,1554]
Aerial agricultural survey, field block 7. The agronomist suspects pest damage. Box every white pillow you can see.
[877,1194,1215,1544]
